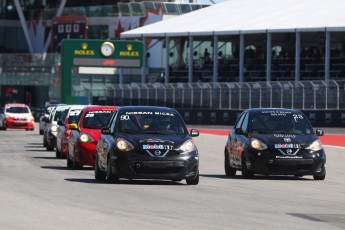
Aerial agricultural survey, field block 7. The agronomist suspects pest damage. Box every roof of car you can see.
[55,105,71,111]
[118,106,175,112]
[245,108,302,113]
[5,103,29,107]
[82,105,118,112]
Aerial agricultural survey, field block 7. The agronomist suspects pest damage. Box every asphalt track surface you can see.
[0,125,345,230]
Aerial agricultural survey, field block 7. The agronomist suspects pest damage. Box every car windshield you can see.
[118,111,188,135]
[45,106,56,116]
[251,111,313,135]
[68,109,83,124]
[82,110,114,129]
[54,108,69,121]
[6,106,29,113]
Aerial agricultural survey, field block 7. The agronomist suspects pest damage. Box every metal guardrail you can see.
[74,80,345,110]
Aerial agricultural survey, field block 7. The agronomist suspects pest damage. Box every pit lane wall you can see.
[177,109,345,128]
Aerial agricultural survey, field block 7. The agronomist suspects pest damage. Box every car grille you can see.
[14,118,27,121]
[268,159,315,171]
[136,149,180,158]
[12,123,28,127]
[132,161,185,174]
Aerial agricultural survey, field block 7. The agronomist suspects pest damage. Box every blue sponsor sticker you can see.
[143,144,173,150]
[275,143,300,149]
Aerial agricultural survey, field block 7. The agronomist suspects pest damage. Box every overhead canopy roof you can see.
[121,0,345,38]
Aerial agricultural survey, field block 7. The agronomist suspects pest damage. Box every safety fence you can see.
[74,80,345,110]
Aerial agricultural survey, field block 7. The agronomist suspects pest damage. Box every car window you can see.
[251,111,313,134]
[235,112,246,129]
[6,106,29,113]
[82,110,114,129]
[241,112,249,132]
[54,108,69,121]
[118,111,187,135]
[109,112,118,133]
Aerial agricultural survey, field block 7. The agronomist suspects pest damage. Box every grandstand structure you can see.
[0,0,345,113]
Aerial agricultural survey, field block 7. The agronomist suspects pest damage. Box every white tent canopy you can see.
[121,0,345,38]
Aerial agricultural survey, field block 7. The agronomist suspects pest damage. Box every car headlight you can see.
[51,125,58,132]
[307,139,323,151]
[116,138,134,151]
[80,133,94,143]
[179,139,197,153]
[250,138,267,150]
[29,116,35,122]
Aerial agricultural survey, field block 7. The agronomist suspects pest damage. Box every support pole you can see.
[213,35,218,82]
[165,36,170,83]
[13,0,34,54]
[188,35,193,83]
[266,32,271,81]
[141,37,146,83]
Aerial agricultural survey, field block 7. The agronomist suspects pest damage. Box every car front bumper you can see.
[110,151,199,180]
[77,142,97,167]
[5,120,34,130]
[246,149,326,176]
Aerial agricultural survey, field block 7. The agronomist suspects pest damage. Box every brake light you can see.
[65,129,72,137]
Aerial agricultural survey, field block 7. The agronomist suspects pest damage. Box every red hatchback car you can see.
[67,105,117,169]
[2,103,35,131]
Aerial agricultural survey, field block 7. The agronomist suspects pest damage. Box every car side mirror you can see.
[315,129,324,136]
[42,117,49,123]
[190,129,199,137]
[69,123,78,130]
[101,127,112,135]
[234,128,244,135]
[57,120,64,126]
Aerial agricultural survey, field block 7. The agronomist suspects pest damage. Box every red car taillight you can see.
[65,129,72,138]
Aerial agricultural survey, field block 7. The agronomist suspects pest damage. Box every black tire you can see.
[72,149,82,169]
[95,154,106,181]
[313,174,326,180]
[106,158,119,184]
[55,145,62,159]
[241,155,254,179]
[186,170,199,185]
[39,129,43,135]
[46,145,54,151]
[67,153,73,169]
[43,136,47,148]
[225,150,236,176]
[313,169,326,180]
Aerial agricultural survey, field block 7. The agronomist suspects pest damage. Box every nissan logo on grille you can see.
[154,150,161,156]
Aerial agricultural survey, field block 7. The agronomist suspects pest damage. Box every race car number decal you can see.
[293,114,303,122]
[120,115,130,120]
[85,111,112,118]
[69,109,82,116]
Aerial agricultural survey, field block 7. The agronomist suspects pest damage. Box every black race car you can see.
[224,108,326,180]
[95,106,200,185]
